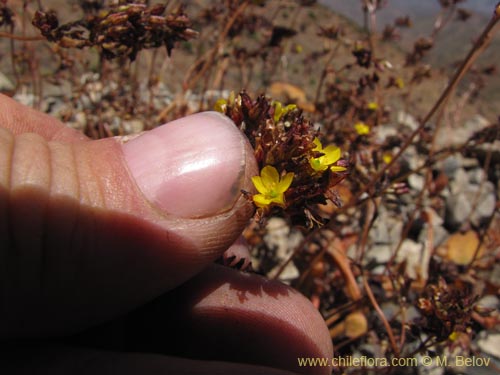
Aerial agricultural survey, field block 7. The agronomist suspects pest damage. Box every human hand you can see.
[0,94,333,374]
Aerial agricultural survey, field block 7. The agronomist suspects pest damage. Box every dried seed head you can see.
[32,3,198,61]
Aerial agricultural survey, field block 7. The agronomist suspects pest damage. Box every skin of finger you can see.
[67,265,333,375]
[0,94,88,143]
[0,118,257,339]
[0,345,298,375]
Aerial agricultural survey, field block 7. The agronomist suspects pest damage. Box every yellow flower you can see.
[367,101,378,110]
[382,151,393,164]
[214,92,237,113]
[354,122,370,135]
[272,101,297,122]
[214,98,227,113]
[396,77,405,89]
[309,138,347,173]
[251,165,294,208]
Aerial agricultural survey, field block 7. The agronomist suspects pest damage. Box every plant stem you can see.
[0,31,44,41]
[363,275,400,357]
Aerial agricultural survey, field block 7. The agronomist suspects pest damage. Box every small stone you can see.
[419,224,448,248]
[414,354,445,375]
[395,239,422,280]
[476,295,499,310]
[13,90,35,107]
[445,192,472,229]
[397,110,419,130]
[122,119,144,134]
[74,111,87,131]
[109,114,122,134]
[79,94,92,109]
[268,261,299,284]
[264,217,303,261]
[408,173,425,191]
[424,207,444,227]
[264,218,290,252]
[466,182,496,227]
[445,175,496,229]
[477,333,500,359]
[437,230,484,266]
[465,114,490,132]
[450,168,469,195]
[381,302,398,320]
[80,72,99,85]
[374,123,397,142]
[461,157,480,169]
[369,207,403,245]
[404,145,420,170]
[441,155,462,178]
[438,115,490,147]
[87,81,103,103]
[418,207,448,248]
[468,168,487,184]
[344,311,368,339]
[367,244,393,264]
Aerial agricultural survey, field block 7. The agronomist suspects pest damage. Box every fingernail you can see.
[122,112,248,218]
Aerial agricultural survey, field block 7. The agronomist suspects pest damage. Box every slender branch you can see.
[0,31,44,41]
[314,43,341,103]
[327,238,362,301]
[363,275,400,357]
[183,0,250,90]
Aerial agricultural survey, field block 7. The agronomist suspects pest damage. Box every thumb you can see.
[1,110,257,338]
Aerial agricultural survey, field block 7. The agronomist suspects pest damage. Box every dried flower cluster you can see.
[417,277,477,341]
[216,92,348,224]
[32,2,198,60]
[0,0,14,28]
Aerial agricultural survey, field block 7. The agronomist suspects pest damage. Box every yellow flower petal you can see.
[382,152,393,164]
[276,172,294,193]
[251,176,268,195]
[312,137,323,152]
[273,101,297,122]
[273,101,283,122]
[214,98,227,113]
[253,194,273,208]
[260,165,280,188]
[330,165,347,172]
[310,157,326,172]
[322,145,341,164]
[270,194,285,206]
[354,122,370,135]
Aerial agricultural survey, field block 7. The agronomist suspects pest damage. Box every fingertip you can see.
[186,265,334,373]
[122,111,257,219]
[113,265,333,375]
